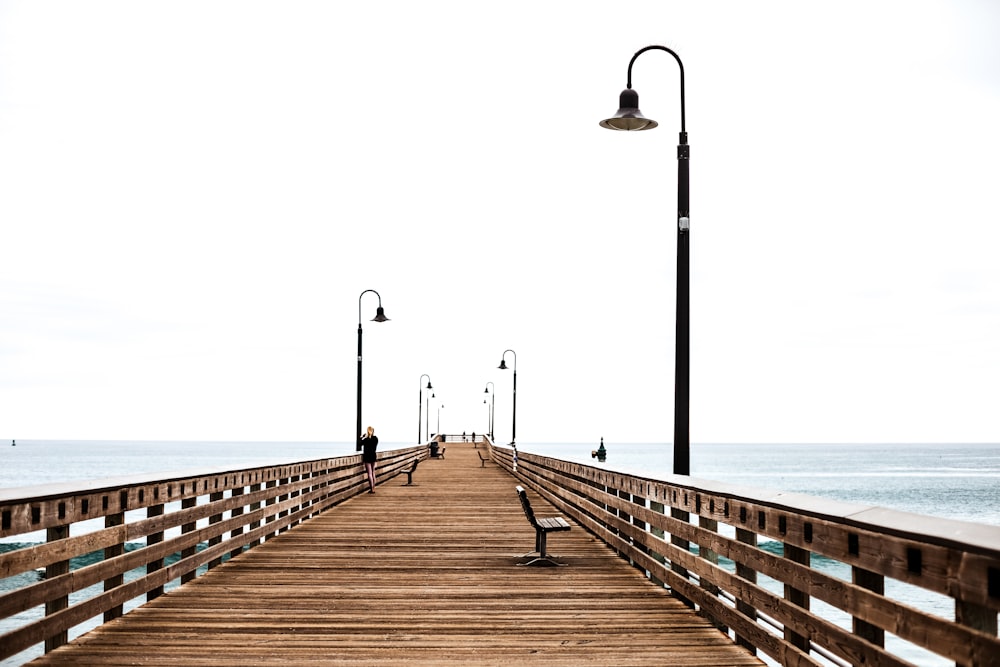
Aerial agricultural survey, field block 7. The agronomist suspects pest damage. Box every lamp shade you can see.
[372,306,389,322]
[498,359,508,370]
[599,88,658,131]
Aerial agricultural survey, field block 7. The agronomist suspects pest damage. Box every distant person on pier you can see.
[361,426,379,493]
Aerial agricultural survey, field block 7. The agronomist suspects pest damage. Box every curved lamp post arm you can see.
[626,45,686,132]
[358,289,387,326]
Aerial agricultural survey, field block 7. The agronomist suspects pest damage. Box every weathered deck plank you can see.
[30,443,762,666]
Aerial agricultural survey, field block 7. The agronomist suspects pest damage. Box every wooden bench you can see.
[403,458,419,485]
[515,485,571,566]
[477,450,489,467]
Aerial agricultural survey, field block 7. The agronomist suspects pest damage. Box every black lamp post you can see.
[437,403,444,436]
[600,45,690,476]
[484,381,495,440]
[498,350,516,445]
[426,391,435,441]
[418,374,433,444]
[356,289,389,451]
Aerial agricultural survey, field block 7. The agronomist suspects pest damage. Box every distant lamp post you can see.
[418,375,433,443]
[437,403,444,436]
[356,289,389,451]
[498,350,516,445]
[426,391,435,441]
[484,382,495,440]
[600,45,690,476]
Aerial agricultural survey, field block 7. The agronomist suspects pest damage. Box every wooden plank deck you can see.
[30,442,762,666]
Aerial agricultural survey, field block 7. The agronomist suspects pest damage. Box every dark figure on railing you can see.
[361,426,379,493]
[591,437,607,462]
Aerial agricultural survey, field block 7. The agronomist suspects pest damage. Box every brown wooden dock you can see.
[29,442,761,666]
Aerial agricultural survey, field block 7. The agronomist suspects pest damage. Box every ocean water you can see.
[2,440,998,666]
[520,441,1000,526]
[0,440,362,492]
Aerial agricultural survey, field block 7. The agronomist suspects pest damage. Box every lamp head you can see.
[426,380,433,390]
[599,88,658,131]
[498,359,508,370]
[372,306,389,322]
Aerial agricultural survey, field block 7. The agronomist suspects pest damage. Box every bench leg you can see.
[517,529,567,567]
[404,471,415,485]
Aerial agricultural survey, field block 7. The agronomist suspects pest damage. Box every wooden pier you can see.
[5,437,999,666]
[25,442,761,666]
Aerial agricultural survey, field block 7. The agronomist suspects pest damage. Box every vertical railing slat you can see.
[44,525,70,653]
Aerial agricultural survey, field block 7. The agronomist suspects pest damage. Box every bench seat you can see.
[403,459,419,485]
[516,485,571,566]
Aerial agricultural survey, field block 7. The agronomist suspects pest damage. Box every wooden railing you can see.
[489,440,1000,667]
[438,434,484,444]
[0,445,425,663]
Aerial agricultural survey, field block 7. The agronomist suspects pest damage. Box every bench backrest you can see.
[516,486,538,528]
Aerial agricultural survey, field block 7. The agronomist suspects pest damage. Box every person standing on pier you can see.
[361,426,379,493]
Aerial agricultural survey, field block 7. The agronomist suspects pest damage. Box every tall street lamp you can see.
[498,350,516,445]
[600,45,690,476]
[484,382,495,441]
[356,289,389,451]
[437,403,444,436]
[418,374,433,444]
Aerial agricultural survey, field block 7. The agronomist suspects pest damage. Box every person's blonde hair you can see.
[366,426,374,437]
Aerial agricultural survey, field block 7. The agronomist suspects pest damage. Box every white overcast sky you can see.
[1,0,998,445]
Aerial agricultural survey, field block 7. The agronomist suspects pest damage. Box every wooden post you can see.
[103,496,125,622]
[632,493,648,545]
[229,486,245,560]
[784,543,811,653]
[264,479,278,541]
[180,496,198,584]
[146,503,165,601]
[207,491,224,569]
[852,566,885,655]
[956,599,997,667]
[670,506,693,608]
[248,482,262,549]
[44,525,70,653]
[699,516,727,633]
[734,527,758,655]
[277,477,289,535]
[617,487,630,560]
[288,474,301,528]
[649,500,666,588]
[956,599,998,636]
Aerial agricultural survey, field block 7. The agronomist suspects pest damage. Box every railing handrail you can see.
[486,440,1000,667]
[0,445,425,662]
